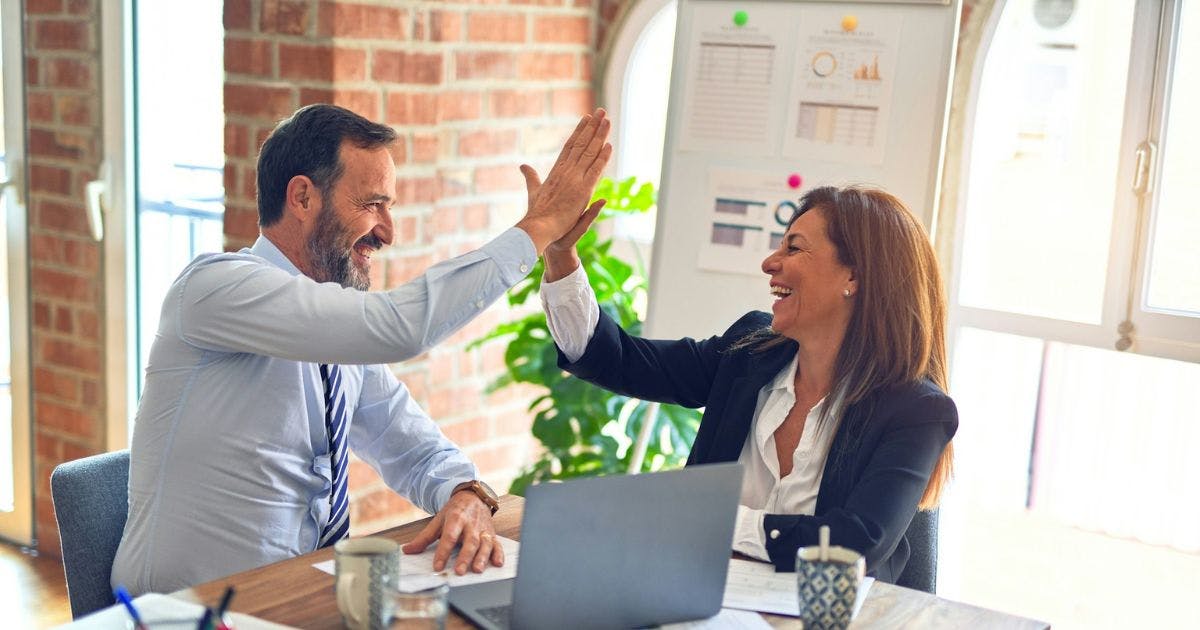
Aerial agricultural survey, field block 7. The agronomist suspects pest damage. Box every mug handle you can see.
[336,572,361,626]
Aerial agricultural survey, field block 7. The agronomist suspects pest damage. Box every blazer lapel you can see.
[703,342,797,463]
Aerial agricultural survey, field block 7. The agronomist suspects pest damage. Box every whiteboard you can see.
[646,0,960,339]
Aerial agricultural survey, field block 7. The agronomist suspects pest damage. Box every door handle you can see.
[85,178,105,241]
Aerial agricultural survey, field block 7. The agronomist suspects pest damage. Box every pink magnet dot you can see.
[787,173,803,189]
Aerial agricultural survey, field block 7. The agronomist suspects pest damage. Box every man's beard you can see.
[306,198,380,291]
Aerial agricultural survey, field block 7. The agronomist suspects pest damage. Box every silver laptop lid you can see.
[512,462,744,630]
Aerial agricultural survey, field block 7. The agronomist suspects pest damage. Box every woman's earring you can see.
[843,289,852,298]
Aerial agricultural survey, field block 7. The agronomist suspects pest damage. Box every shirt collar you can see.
[767,354,798,394]
[248,235,304,277]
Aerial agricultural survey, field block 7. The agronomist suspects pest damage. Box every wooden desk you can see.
[176,495,1048,629]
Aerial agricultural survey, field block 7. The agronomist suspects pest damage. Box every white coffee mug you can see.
[335,537,400,630]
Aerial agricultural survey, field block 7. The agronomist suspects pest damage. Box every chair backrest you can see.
[50,449,130,619]
[895,508,938,593]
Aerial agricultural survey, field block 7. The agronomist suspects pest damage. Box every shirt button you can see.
[769,529,781,540]
[475,299,484,308]
[519,263,530,273]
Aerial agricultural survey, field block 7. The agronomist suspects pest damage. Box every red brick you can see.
[430,205,459,235]
[27,58,41,87]
[467,443,525,475]
[225,123,251,159]
[395,177,440,205]
[490,90,544,118]
[467,13,526,43]
[30,233,65,264]
[65,0,90,15]
[463,204,490,231]
[33,301,52,329]
[372,50,442,85]
[81,378,100,406]
[298,88,380,119]
[45,58,92,88]
[428,385,483,418]
[40,338,101,372]
[35,19,91,51]
[36,433,62,460]
[224,83,295,118]
[394,215,419,245]
[35,400,95,436]
[223,206,261,246]
[517,52,575,80]
[30,164,72,195]
[387,254,434,284]
[459,129,517,157]
[533,15,590,43]
[28,92,53,122]
[437,91,481,121]
[581,54,593,81]
[474,164,523,194]
[412,134,439,164]
[224,0,252,31]
[54,305,73,333]
[260,0,310,35]
[455,51,516,81]
[35,199,91,235]
[32,268,94,301]
[26,0,64,15]
[35,367,80,403]
[351,488,415,524]
[512,0,565,5]
[551,88,591,115]
[494,409,533,437]
[441,416,489,445]
[385,92,438,125]
[76,309,100,341]
[429,10,463,42]
[280,44,366,82]
[438,168,472,198]
[29,127,92,161]
[64,238,100,273]
[225,38,273,77]
[317,1,406,39]
[55,93,93,125]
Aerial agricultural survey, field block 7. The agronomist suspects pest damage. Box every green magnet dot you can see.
[733,10,748,27]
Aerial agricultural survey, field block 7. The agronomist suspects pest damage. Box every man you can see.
[112,104,611,594]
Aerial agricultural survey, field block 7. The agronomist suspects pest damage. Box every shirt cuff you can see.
[482,227,538,286]
[540,263,590,304]
[732,504,770,561]
[435,477,478,512]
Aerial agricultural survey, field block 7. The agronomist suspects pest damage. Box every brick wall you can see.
[23,0,106,557]
[223,0,613,534]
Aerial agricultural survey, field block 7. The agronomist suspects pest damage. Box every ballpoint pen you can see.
[114,586,149,630]
[214,586,237,630]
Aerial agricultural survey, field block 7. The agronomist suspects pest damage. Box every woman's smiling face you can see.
[760,207,856,340]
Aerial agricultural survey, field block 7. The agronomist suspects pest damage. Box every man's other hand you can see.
[401,489,504,575]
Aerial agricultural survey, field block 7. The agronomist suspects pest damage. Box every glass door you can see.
[0,0,33,546]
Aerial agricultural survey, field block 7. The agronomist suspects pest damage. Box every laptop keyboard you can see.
[477,604,512,629]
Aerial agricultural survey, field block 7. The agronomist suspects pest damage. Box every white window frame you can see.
[947,0,1198,365]
[0,0,33,546]
[101,0,137,450]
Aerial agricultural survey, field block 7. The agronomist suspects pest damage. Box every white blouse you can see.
[541,266,839,560]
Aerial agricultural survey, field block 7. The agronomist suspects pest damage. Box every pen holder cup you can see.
[335,537,400,630]
[795,545,865,630]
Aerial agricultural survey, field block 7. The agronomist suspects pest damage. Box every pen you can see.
[214,586,236,629]
[114,586,148,630]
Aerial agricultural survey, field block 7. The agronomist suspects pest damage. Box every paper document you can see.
[697,167,801,276]
[723,558,874,618]
[53,592,295,629]
[660,607,773,629]
[312,535,520,591]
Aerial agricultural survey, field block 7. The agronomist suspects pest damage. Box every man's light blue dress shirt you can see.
[111,228,536,595]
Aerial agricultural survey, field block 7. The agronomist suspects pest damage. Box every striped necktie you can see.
[318,364,350,548]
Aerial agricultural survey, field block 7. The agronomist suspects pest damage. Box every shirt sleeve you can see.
[733,504,770,561]
[176,227,537,365]
[539,264,600,363]
[347,364,476,514]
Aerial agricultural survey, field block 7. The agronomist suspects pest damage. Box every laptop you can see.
[449,462,744,630]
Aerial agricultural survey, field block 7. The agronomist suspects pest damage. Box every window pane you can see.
[1146,0,1200,315]
[958,0,1136,323]
[0,2,12,513]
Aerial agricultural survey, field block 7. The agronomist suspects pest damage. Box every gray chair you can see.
[895,508,938,593]
[50,449,130,619]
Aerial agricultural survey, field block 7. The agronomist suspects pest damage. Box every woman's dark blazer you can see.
[556,310,958,582]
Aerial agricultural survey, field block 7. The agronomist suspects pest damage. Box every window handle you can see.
[85,177,105,241]
[1132,140,1156,196]
[0,163,23,206]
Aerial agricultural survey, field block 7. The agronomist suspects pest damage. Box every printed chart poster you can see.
[677,3,793,155]
[783,9,902,165]
[698,168,804,276]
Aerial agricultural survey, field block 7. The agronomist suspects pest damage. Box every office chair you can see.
[896,508,938,594]
[50,449,130,619]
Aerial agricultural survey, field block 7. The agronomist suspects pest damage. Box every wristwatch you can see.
[453,479,500,515]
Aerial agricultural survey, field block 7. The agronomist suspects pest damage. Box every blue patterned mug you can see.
[795,545,865,630]
[335,537,400,630]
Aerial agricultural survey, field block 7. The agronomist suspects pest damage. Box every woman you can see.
[538,185,957,583]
